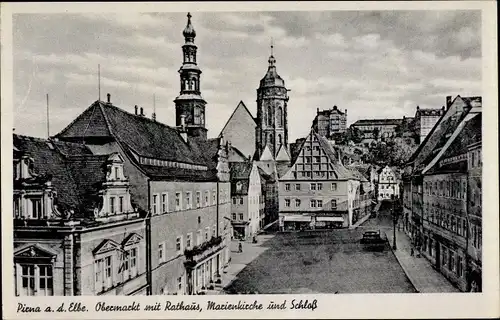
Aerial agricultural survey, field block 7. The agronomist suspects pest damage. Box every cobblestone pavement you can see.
[221,230,415,294]
[361,201,460,293]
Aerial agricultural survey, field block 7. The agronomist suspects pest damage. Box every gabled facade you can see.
[377,165,399,201]
[219,101,257,160]
[278,130,371,231]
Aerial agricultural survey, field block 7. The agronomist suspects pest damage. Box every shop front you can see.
[281,215,312,231]
[314,216,344,229]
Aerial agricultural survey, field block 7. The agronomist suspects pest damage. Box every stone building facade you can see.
[278,130,370,230]
[312,105,347,140]
[402,95,482,292]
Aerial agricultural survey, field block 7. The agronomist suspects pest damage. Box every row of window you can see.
[94,247,138,293]
[109,196,126,214]
[13,197,43,219]
[152,189,226,215]
[424,180,466,199]
[424,239,465,278]
[469,148,482,168]
[232,196,261,205]
[16,264,53,296]
[158,226,217,264]
[231,213,244,221]
[284,183,337,191]
[293,171,339,179]
[424,211,482,250]
[284,198,337,208]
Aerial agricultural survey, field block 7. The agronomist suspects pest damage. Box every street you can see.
[223,204,416,294]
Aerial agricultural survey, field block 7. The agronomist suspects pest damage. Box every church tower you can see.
[255,44,290,160]
[174,12,207,140]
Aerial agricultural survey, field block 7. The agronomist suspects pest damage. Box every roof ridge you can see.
[56,101,100,138]
[218,100,255,137]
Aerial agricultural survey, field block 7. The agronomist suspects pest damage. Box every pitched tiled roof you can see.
[56,101,220,181]
[230,162,253,180]
[315,134,355,180]
[13,134,108,216]
[230,162,253,196]
[276,162,291,179]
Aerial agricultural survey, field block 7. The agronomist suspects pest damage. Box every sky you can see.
[12,10,481,142]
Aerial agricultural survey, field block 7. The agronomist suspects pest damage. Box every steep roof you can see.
[219,101,256,136]
[230,161,253,180]
[406,95,476,171]
[56,101,220,181]
[13,134,109,216]
[423,111,481,175]
[230,162,253,196]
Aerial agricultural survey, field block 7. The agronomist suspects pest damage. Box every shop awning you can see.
[316,216,344,222]
[283,215,312,222]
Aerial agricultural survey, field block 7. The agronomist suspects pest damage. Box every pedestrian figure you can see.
[238,242,243,253]
[410,247,414,256]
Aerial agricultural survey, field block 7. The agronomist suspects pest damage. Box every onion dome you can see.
[183,12,196,42]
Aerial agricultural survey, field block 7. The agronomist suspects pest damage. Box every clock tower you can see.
[255,44,290,160]
[174,12,207,141]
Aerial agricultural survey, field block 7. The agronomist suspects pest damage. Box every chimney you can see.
[107,93,111,103]
[317,107,319,114]
[179,114,188,142]
[446,96,452,110]
[416,105,419,110]
[152,113,156,121]
[134,105,138,115]
[345,109,347,115]
[140,107,144,116]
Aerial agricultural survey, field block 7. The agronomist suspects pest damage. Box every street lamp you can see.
[391,194,398,250]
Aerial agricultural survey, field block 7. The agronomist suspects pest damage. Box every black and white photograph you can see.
[1,2,498,319]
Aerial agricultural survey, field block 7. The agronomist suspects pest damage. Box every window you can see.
[213,225,216,238]
[152,194,158,214]
[331,199,337,208]
[176,236,183,253]
[295,184,301,191]
[175,192,182,211]
[239,213,244,220]
[458,256,463,277]
[232,197,237,205]
[317,200,323,207]
[239,198,243,205]
[196,191,201,208]
[442,247,447,267]
[128,248,137,278]
[317,183,322,191]
[119,196,124,213]
[186,192,192,209]
[177,276,183,294]
[331,183,337,191]
[110,197,116,214]
[232,213,236,220]
[471,152,475,167]
[449,251,455,272]
[205,227,209,241]
[314,156,320,163]
[285,199,291,207]
[161,193,168,213]
[19,264,35,296]
[158,243,165,263]
[196,230,202,245]
[310,200,317,208]
[285,184,290,191]
[295,199,301,207]
[186,233,192,249]
[306,157,312,163]
[213,190,216,205]
[310,183,316,191]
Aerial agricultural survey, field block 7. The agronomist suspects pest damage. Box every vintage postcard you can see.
[1,1,498,319]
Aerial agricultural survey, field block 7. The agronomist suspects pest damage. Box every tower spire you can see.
[183,12,196,43]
